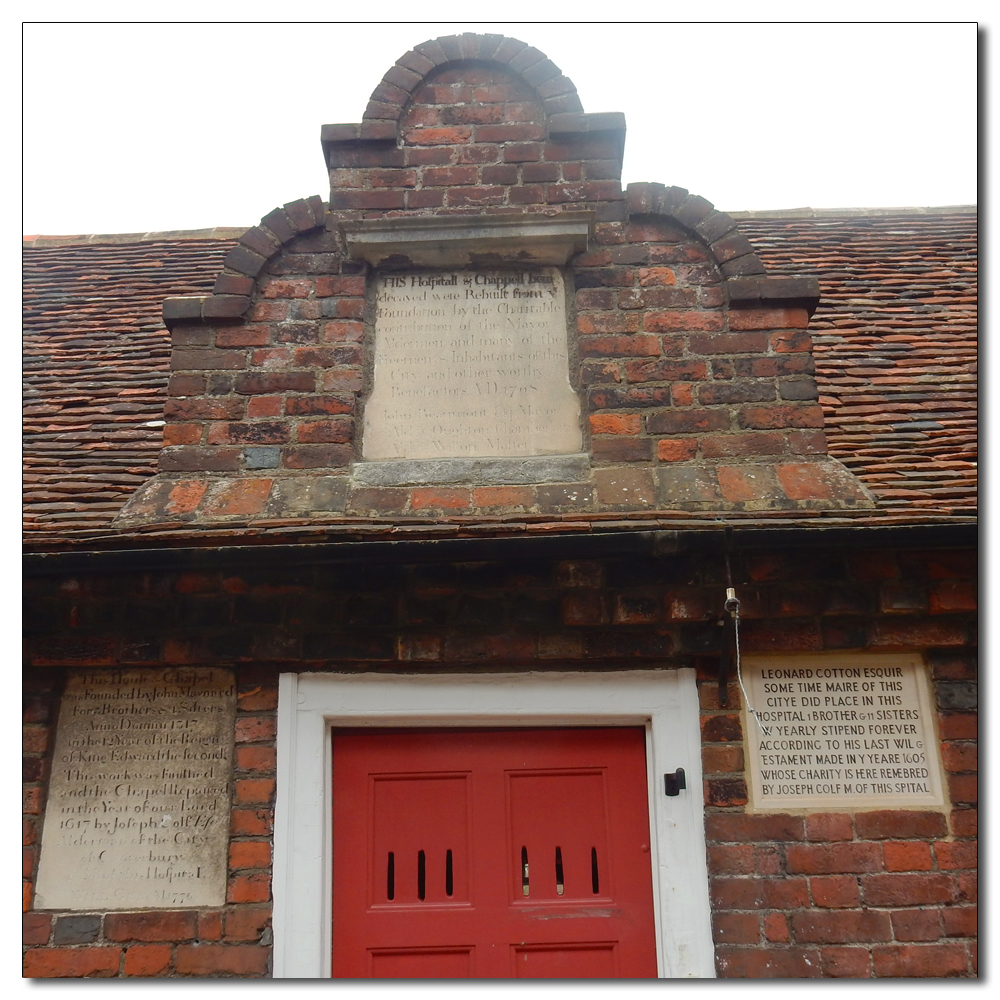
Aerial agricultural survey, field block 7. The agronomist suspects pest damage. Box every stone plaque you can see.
[742,654,946,812]
[35,668,235,910]
[362,268,582,460]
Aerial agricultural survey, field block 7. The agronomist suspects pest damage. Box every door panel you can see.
[332,728,656,979]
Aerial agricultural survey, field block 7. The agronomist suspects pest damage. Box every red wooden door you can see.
[332,727,657,978]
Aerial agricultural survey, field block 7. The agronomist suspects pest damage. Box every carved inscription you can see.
[743,655,945,811]
[35,668,235,910]
[362,268,582,460]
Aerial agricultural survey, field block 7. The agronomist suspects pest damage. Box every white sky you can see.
[22,17,979,236]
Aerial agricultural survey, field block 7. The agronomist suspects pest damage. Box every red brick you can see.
[246,396,282,418]
[950,807,977,837]
[23,912,51,945]
[224,906,272,943]
[236,746,276,772]
[646,311,725,333]
[637,266,676,286]
[671,382,694,405]
[235,717,276,743]
[234,778,275,805]
[805,813,854,842]
[871,943,970,978]
[705,813,805,843]
[762,877,810,909]
[701,744,744,774]
[174,943,269,976]
[235,684,278,712]
[715,947,820,978]
[229,841,272,870]
[282,444,352,469]
[105,911,197,943]
[235,372,314,395]
[786,843,882,875]
[579,334,660,357]
[250,301,288,321]
[739,404,825,430]
[124,944,172,977]
[791,909,892,943]
[315,276,366,297]
[657,439,698,462]
[729,307,810,330]
[934,840,977,870]
[409,487,471,510]
[23,946,122,978]
[215,326,271,347]
[285,394,353,416]
[708,844,754,875]
[942,905,977,937]
[891,908,944,942]
[321,320,364,343]
[854,810,948,840]
[261,278,312,299]
[862,873,956,906]
[710,876,761,908]
[163,423,203,446]
[296,418,353,443]
[818,947,872,977]
[646,409,729,434]
[938,713,976,740]
[227,873,272,904]
[883,841,933,871]
[165,397,244,421]
[471,486,533,508]
[199,910,223,941]
[231,809,274,837]
[202,479,272,517]
[771,330,813,353]
[929,580,977,613]
[763,913,790,943]
[712,912,760,944]
[577,313,641,335]
[809,875,861,909]
[589,413,641,436]
[625,358,707,383]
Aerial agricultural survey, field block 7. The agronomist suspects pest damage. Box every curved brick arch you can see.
[163,196,326,327]
[361,33,583,135]
[624,182,819,310]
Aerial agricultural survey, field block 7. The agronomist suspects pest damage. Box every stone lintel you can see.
[351,454,591,487]
[339,212,594,267]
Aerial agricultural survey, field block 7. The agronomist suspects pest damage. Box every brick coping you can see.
[22,206,977,248]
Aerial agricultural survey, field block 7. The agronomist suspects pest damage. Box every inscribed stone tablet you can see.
[362,268,582,460]
[741,654,946,812]
[34,668,235,910]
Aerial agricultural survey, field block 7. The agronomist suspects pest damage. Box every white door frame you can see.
[272,669,715,978]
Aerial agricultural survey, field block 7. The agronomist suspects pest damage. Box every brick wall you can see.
[23,544,975,977]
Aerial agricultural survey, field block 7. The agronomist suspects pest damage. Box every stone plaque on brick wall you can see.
[362,268,582,460]
[35,668,235,910]
[742,654,946,812]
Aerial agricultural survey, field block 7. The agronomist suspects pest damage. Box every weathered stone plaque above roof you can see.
[360,268,583,473]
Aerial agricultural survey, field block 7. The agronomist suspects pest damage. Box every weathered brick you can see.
[23,947,122,978]
[861,872,956,906]
[871,943,970,978]
[174,943,269,976]
[104,911,197,943]
[124,944,172,977]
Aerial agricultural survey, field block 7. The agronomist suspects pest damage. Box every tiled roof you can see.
[23,209,976,549]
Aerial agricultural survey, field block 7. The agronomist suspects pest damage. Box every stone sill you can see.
[351,454,591,487]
